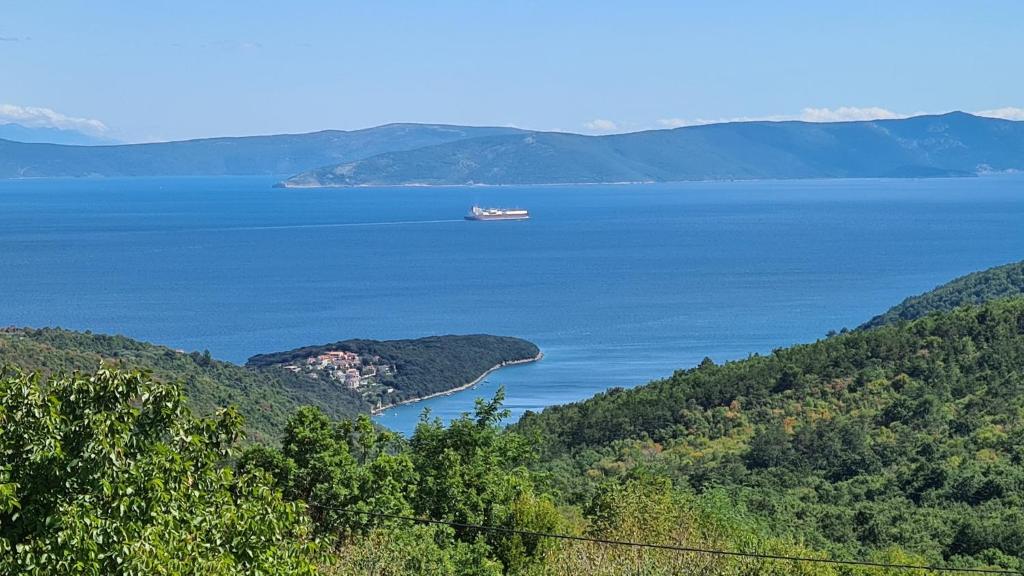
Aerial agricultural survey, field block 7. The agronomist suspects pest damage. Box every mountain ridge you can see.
[282,112,1022,187]
[0,123,525,178]
[4,112,1022,184]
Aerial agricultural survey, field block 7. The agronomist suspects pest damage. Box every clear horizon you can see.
[3,1,1023,142]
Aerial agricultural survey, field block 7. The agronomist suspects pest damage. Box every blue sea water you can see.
[1,175,1022,435]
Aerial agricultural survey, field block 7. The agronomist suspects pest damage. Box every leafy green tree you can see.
[240,409,415,537]
[0,366,318,575]
[410,389,560,570]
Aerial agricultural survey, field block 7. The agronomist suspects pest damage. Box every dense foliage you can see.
[0,367,319,575]
[517,298,1024,571]
[247,335,541,404]
[246,391,866,576]
[1,362,1002,574]
[240,390,562,574]
[861,260,1024,329]
[0,327,366,443]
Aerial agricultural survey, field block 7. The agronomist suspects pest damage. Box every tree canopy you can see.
[0,366,319,575]
[518,298,1024,571]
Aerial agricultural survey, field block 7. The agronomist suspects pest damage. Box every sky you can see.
[2,0,1023,142]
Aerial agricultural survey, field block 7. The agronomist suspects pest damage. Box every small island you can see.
[246,334,541,412]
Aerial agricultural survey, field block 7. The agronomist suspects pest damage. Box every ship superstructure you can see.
[464,206,530,221]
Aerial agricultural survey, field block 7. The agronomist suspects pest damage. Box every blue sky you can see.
[2,1,1022,142]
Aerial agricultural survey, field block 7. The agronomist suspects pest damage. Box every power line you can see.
[308,503,1021,575]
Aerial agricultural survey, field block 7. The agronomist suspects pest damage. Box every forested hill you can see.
[0,123,522,178]
[861,260,1024,329]
[6,308,1023,572]
[517,298,1024,565]
[281,112,1024,187]
[247,334,541,407]
[0,327,367,443]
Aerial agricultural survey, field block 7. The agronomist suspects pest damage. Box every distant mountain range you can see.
[283,112,1024,186]
[2,112,1022,185]
[0,124,523,178]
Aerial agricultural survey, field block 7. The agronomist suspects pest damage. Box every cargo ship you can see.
[464,206,530,221]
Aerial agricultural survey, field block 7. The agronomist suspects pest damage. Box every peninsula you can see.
[246,334,541,412]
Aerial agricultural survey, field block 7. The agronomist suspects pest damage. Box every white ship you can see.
[464,206,530,221]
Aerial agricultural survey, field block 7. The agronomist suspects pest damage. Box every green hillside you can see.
[0,327,367,443]
[4,366,884,576]
[0,328,542,442]
[6,302,1024,572]
[517,298,1024,567]
[861,260,1024,329]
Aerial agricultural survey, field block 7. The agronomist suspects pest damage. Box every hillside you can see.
[0,123,523,178]
[0,327,367,443]
[861,260,1024,329]
[517,298,1024,565]
[281,112,1024,186]
[0,328,541,442]
[247,334,541,409]
[6,309,1021,572]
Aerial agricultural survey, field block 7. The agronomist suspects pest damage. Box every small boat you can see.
[465,206,530,221]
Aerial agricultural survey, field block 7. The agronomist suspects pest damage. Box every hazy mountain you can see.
[0,123,524,178]
[0,123,115,146]
[5,113,1022,185]
[282,112,1024,187]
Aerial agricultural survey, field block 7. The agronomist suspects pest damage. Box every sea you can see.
[2,175,1022,435]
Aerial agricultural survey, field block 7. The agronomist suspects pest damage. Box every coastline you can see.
[274,172,988,189]
[370,351,543,415]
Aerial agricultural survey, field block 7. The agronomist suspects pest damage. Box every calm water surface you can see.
[1,176,1022,434]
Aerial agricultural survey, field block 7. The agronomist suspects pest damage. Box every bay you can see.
[1,175,1022,434]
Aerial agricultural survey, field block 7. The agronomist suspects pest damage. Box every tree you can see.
[410,389,560,571]
[744,424,796,469]
[0,366,318,575]
[240,409,416,537]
